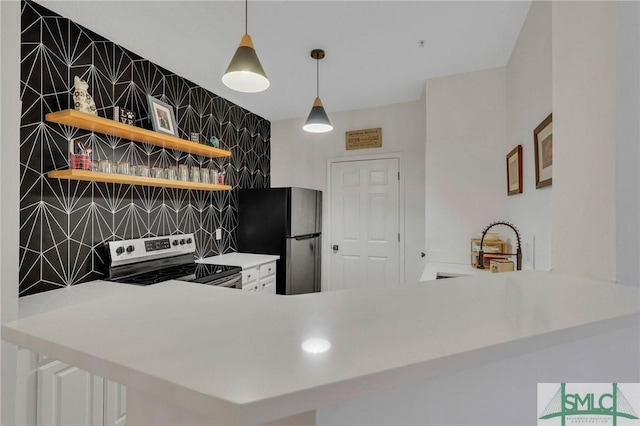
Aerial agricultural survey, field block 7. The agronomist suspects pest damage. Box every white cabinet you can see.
[260,276,276,294]
[16,347,126,426]
[259,261,276,294]
[241,261,277,294]
[38,360,104,426]
[244,282,260,292]
[242,267,259,288]
[200,253,279,294]
[104,380,127,426]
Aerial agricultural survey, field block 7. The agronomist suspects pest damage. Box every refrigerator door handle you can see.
[293,233,320,241]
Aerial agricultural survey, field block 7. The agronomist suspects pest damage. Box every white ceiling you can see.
[42,1,531,122]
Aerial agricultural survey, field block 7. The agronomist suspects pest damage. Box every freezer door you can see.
[286,235,320,294]
[289,188,322,237]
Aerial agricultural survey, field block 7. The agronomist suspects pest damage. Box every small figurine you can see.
[209,136,220,148]
[73,76,97,115]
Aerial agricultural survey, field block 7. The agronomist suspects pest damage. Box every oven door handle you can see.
[213,274,242,288]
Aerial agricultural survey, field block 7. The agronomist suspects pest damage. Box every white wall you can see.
[271,100,426,288]
[505,1,552,271]
[616,1,640,288]
[552,1,617,281]
[424,67,507,265]
[1,1,22,424]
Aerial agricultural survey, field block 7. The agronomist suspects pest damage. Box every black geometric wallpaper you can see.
[19,1,270,296]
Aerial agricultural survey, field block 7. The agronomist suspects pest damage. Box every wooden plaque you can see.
[346,128,382,150]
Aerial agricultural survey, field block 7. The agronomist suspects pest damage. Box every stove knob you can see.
[180,239,185,245]
[115,246,125,256]
[126,245,135,253]
[172,240,179,246]
[186,238,192,244]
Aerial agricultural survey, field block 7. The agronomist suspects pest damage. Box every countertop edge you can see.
[239,311,640,424]
[5,310,637,424]
[1,323,243,424]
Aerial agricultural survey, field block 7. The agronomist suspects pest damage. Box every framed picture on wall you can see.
[506,145,523,196]
[534,113,553,188]
[147,95,178,137]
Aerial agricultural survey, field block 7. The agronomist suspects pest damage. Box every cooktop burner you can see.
[110,263,241,286]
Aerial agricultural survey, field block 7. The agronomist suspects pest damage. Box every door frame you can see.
[325,152,405,291]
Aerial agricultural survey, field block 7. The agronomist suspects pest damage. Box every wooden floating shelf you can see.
[48,169,232,191]
[45,109,231,158]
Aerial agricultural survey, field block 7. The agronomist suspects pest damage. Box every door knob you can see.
[332,244,339,253]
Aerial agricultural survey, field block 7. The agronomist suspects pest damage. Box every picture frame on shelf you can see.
[147,95,178,137]
[534,113,552,188]
[113,106,136,126]
[506,144,523,196]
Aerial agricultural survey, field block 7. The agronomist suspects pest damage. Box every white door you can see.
[330,158,400,291]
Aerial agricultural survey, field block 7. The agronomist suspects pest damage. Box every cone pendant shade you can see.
[303,97,333,133]
[223,33,270,93]
[303,49,333,133]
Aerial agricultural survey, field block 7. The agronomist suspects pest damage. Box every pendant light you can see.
[222,0,269,93]
[303,49,333,133]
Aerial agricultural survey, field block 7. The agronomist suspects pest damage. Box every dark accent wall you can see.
[19,1,270,296]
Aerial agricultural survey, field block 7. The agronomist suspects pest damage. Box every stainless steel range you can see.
[105,234,242,288]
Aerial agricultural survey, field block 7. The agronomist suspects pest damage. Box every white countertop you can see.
[198,252,280,269]
[3,271,639,424]
[18,280,143,319]
[420,262,492,281]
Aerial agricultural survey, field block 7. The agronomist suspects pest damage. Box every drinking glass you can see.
[178,164,189,182]
[152,167,164,179]
[98,159,112,174]
[117,162,130,175]
[165,166,177,181]
[190,166,200,183]
[210,169,219,185]
[200,168,210,184]
[137,165,150,177]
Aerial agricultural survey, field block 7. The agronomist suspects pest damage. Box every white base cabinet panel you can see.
[37,361,104,426]
[260,275,276,294]
[16,348,126,426]
[104,380,127,426]
[242,260,277,294]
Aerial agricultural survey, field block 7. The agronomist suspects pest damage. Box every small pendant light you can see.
[303,49,333,133]
[222,0,270,93]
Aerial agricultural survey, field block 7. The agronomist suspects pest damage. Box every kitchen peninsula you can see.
[3,271,639,425]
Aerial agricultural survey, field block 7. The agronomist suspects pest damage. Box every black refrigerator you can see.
[238,187,322,295]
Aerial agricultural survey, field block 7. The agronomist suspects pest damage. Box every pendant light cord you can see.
[245,0,248,34]
[316,58,320,98]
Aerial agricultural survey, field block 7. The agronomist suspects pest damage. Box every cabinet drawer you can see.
[260,276,276,294]
[259,261,276,278]
[242,267,258,285]
[243,282,259,292]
